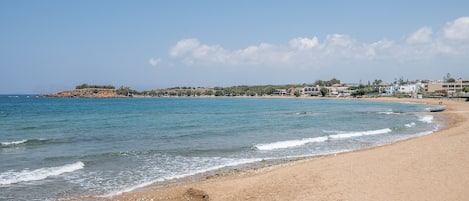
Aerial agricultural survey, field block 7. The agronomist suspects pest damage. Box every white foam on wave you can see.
[405,122,416,128]
[102,158,261,197]
[0,161,85,185]
[328,128,392,139]
[255,128,392,151]
[255,136,329,151]
[419,115,433,124]
[378,111,395,115]
[1,139,28,146]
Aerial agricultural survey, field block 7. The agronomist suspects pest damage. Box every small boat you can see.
[429,106,445,112]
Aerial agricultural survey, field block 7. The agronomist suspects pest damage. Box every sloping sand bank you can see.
[112,98,469,201]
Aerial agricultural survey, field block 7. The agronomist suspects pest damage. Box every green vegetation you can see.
[313,78,340,87]
[464,86,469,93]
[76,84,115,89]
[444,73,455,83]
[349,85,380,97]
[140,84,306,97]
[319,88,328,97]
[116,86,138,96]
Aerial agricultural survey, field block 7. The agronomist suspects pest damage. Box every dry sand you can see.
[110,98,469,201]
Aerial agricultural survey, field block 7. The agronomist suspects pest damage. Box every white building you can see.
[398,83,424,97]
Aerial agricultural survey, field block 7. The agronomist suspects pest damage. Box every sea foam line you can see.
[102,158,261,197]
[255,128,393,151]
[0,161,85,185]
[0,139,48,147]
[255,137,328,151]
[419,115,434,124]
[328,128,393,139]
[405,122,416,128]
[1,139,28,146]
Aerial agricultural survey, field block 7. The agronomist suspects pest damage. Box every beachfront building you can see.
[426,80,469,93]
[273,89,288,96]
[398,83,424,98]
[384,85,397,96]
[302,86,321,96]
[425,79,469,97]
[327,85,351,97]
[301,85,352,97]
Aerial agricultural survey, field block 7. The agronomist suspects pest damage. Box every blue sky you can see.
[1,1,469,94]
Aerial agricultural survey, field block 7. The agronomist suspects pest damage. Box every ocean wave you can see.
[1,139,28,146]
[0,161,85,185]
[0,139,49,147]
[378,111,404,115]
[328,128,392,139]
[419,115,433,123]
[255,136,329,151]
[255,128,393,151]
[405,122,416,128]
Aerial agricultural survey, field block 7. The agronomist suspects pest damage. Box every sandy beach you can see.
[111,97,469,201]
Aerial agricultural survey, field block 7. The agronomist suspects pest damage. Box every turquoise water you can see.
[0,96,440,200]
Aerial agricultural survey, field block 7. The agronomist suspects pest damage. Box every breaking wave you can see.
[419,115,434,124]
[1,139,28,146]
[0,161,85,185]
[255,128,392,151]
[255,136,329,151]
[328,128,392,139]
[1,139,50,148]
[405,122,416,128]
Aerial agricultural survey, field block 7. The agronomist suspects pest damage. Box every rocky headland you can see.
[45,88,126,98]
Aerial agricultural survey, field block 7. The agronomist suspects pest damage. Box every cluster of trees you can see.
[74,84,138,96]
[313,78,341,86]
[142,84,307,97]
[348,85,380,97]
[75,84,115,89]
[443,73,456,83]
[116,86,138,96]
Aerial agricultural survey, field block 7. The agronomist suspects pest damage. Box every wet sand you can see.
[111,98,469,201]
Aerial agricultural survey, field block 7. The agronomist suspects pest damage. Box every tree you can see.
[116,86,137,96]
[320,88,328,97]
[214,90,224,96]
[372,79,383,86]
[329,78,340,85]
[314,78,340,87]
[204,90,213,96]
[444,73,456,82]
[264,86,276,95]
[294,90,301,97]
[351,89,365,97]
[463,86,469,93]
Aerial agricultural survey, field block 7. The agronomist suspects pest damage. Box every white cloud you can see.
[165,17,469,68]
[363,40,395,59]
[289,37,319,50]
[407,26,433,44]
[323,34,354,47]
[444,16,469,41]
[170,38,201,57]
[148,57,161,66]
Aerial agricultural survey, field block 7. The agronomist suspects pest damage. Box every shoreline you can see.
[107,97,469,201]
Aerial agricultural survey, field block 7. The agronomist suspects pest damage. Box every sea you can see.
[0,95,442,200]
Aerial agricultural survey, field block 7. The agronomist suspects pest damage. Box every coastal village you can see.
[47,76,469,99]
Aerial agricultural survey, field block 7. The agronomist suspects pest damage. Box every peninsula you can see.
[45,84,133,98]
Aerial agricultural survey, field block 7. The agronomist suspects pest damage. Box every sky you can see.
[1,1,469,94]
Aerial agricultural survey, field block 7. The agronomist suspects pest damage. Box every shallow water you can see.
[0,96,440,200]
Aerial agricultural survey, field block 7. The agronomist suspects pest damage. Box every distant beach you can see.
[112,97,469,201]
